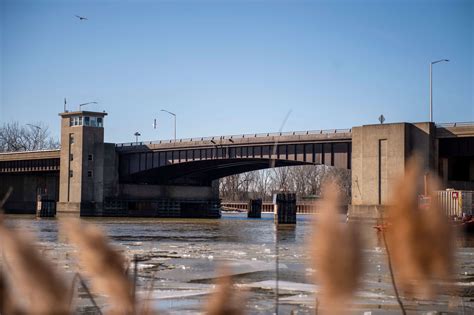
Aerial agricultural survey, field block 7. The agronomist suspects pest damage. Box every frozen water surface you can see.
[2,213,474,314]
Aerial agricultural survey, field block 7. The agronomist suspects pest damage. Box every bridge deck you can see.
[435,122,474,138]
[0,150,60,173]
[116,129,353,151]
[0,149,60,161]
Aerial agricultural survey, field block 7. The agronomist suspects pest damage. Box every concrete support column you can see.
[349,122,436,219]
[274,193,296,225]
[247,199,262,218]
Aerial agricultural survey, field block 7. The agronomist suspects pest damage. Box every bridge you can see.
[0,110,473,218]
[116,129,352,185]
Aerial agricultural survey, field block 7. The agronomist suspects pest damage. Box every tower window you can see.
[87,170,93,178]
[84,116,90,126]
[70,154,73,161]
[69,170,73,178]
[69,134,75,144]
[69,116,83,126]
[88,154,93,161]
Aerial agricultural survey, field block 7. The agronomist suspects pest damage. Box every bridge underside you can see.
[118,140,352,186]
[439,137,474,190]
[120,158,312,185]
[0,171,59,214]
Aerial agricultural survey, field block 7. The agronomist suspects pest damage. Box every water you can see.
[2,213,474,314]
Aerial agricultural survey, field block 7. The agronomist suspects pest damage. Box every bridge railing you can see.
[436,122,474,128]
[115,128,353,147]
[221,201,348,214]
[0,149,60,155]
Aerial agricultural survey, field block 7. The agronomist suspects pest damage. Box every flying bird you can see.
[75,15,88,21]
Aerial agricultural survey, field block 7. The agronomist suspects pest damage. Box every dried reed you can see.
[310,181,363,315]
[385,159,455,299]
[0,223,70,314]
[0,265,25,315]
[205,266,246,315]
[61,219,134,314]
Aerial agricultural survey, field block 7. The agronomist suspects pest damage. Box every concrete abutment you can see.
[348,122,437,219]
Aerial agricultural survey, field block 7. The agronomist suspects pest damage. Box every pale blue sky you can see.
[1,0,473,143]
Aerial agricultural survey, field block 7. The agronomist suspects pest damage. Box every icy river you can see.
[4,213,474,314]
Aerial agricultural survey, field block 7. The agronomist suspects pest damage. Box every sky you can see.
[1,0,473,144]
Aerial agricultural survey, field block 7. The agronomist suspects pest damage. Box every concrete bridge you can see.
[0,110,473,218]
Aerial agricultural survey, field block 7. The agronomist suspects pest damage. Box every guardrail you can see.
[0,149,60,155]
[115,128,352,147]
[221,201,348,214]
[436,122,474,128]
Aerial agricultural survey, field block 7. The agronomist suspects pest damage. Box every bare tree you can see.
[254,170,272,201]
[271,167,293,191]
[0,122,59,152]
[219,165,351,203]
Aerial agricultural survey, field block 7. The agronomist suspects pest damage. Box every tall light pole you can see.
[430,59,449,122]
[26,124,43,150]
[134,132,141,144]
[161,109,176,142]
[26,123,42,131]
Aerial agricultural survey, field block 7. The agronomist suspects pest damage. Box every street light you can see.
[161,109,176,142]
[26,124,43,150]
[26,124,42,131]
[134,132,141,144]
[430,59,449,122]
[79,101,98,110]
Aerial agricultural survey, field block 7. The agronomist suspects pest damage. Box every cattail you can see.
[385,159,455,299]
[310,181,363,315]
[0,224,70,314]
[61,219,134,314]
[205,266,246,315]
[0,265,25,315]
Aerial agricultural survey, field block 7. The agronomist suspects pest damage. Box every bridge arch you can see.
[119,158,314,185]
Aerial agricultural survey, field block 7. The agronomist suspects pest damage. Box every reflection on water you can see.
[3,213,474,314]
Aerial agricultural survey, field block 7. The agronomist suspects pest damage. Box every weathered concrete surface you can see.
[349,122,436,218]
[57,111,109,215]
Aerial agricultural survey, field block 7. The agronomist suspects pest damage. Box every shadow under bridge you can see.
[118,141,351,185]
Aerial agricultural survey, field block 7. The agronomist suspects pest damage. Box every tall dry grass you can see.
[310,181,363,315]
[0,216,71,314]
[61,219,135,315]
[204,266,246,315]
[0,262,25,315]
[385,159,455,299]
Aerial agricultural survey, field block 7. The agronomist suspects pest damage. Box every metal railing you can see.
[0,149,60,155]
[436,122,474,128]
[115,128,352,147]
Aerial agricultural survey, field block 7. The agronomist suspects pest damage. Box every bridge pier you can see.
[248,199,262,218]
[274,193,297,225]
[349,122,437,219]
